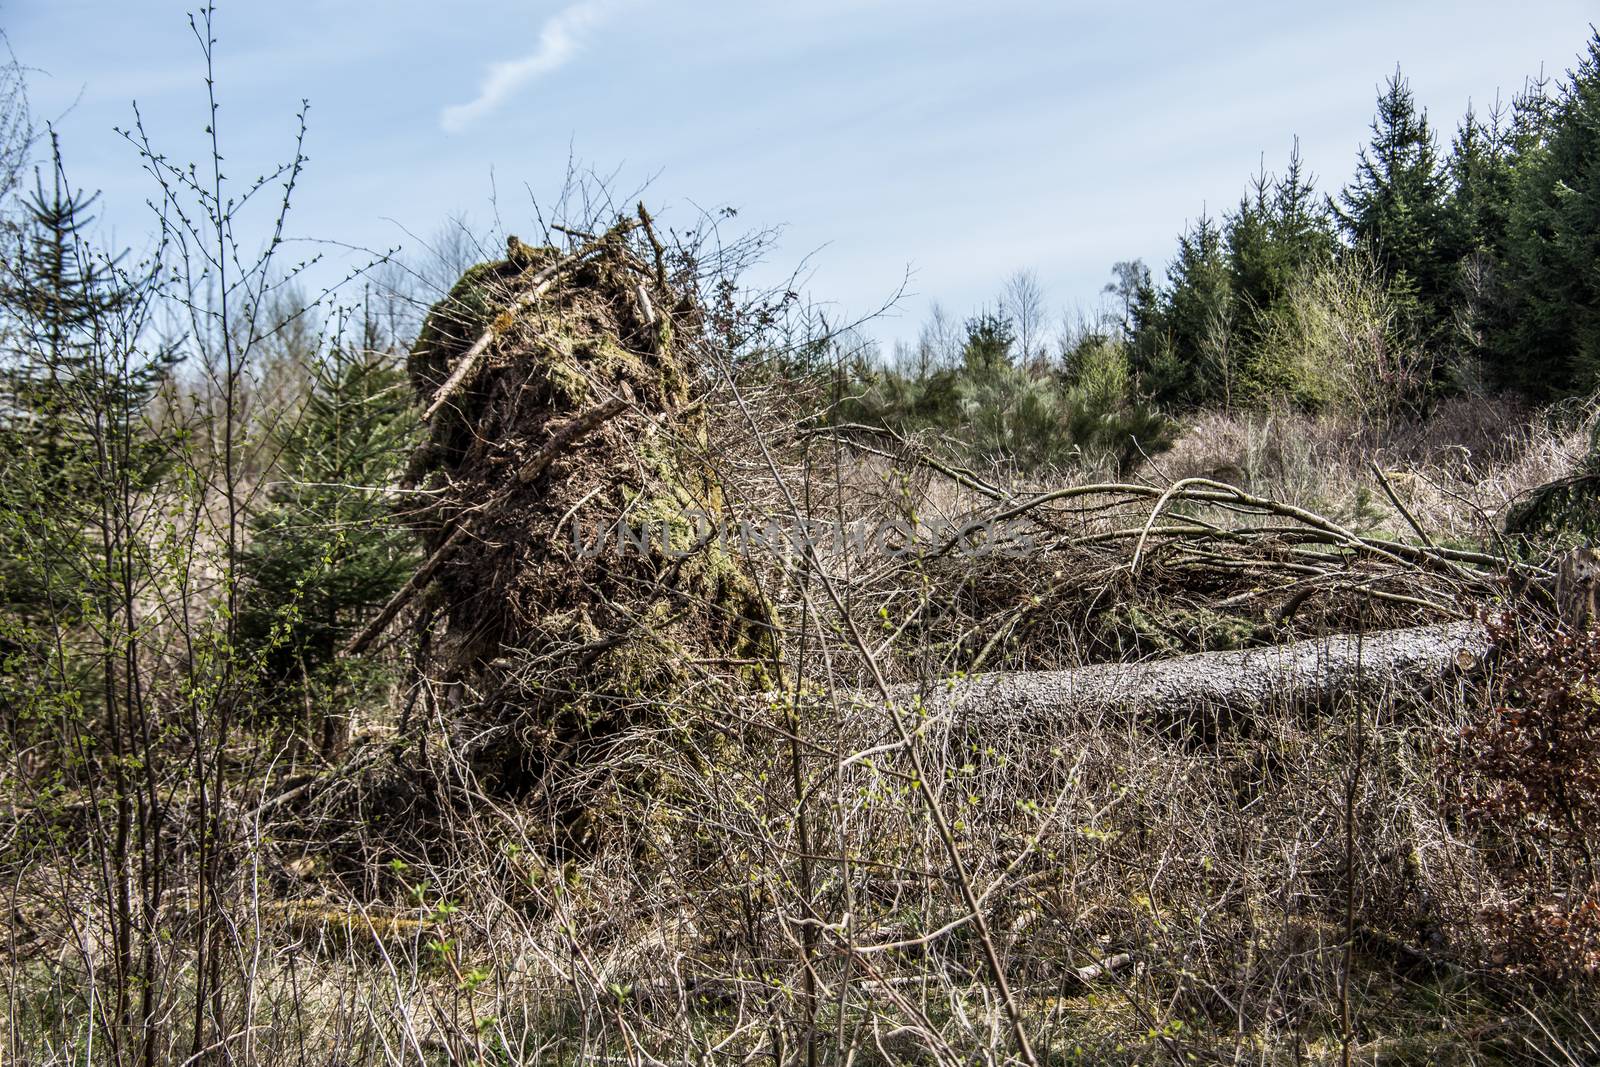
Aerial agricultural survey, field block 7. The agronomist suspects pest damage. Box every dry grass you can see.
[8,364,1600,1063]
[1147,396,1586,546]
[7,660,1585,1064]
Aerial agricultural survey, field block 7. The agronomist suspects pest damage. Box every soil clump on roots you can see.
[403,214,776,796]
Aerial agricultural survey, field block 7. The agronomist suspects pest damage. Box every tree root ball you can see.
[405,216,776,792]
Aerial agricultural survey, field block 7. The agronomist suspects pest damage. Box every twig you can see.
[513,395,628,487]
[343,524,469,657]
[1368,461,1438,551]
[636,202,668,289]
[807,423,1012,502]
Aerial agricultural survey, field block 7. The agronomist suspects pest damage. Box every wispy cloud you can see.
[440,1,613,133]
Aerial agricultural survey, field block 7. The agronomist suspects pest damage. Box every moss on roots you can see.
[406,220,776,795]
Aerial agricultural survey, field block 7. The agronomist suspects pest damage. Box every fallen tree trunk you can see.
[895,621,1488,730]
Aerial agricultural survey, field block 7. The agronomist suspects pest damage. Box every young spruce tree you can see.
[237,332,418,754]
[1335,68,1452,351]
[0,139,168,689]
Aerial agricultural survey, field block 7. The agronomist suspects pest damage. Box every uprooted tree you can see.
[355,206,1543,795]
[351,210,777,793]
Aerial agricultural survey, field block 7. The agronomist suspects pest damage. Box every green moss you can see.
[541,349,591,405]
[409,260,509,385]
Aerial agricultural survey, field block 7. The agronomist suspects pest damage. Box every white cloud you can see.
[440,1,613,133]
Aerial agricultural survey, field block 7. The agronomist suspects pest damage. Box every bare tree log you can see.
[1074,952,1135,984]
[894,621,1488,728]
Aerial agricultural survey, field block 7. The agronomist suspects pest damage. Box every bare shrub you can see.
[1253,250,1428,422]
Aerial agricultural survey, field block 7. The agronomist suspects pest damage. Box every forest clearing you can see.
[7,7,1600,1065]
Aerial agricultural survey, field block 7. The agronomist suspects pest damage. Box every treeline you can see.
[838,311,1173,474]
[843,30,1600,471]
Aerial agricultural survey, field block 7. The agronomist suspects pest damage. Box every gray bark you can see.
[895,621,1487,730]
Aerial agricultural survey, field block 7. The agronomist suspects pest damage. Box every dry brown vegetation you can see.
[11,196,1600,1067]
[2,17,1599,1050]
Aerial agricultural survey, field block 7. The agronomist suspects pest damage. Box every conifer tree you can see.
[1445,102,1516,263]
[1334,68,1451,346]
[236,336,418,752]
[956,312,1023,459]
[1271,141,1340,268]
[1441,100,1518,373]
[1225,165,1280,340]
[1488,36,1600,396]
[1130,213,1231,406]
[1229,147,1338,361]
[1,139,128,441]
[0,137,172,766]
[959,311,1015,376]
[1130,145,1338,409]
[0,138,159,627]
[841,306,1169,475]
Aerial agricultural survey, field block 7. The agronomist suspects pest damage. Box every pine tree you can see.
[1224,148,1338,403]
[0,137,172,762]
[236,338,419,752]
[840,305,1169,475]
[1508,70,1558,157]
[956,312,1022,460]
[1334,68,1451,347]
[1441,100,1518,374]
[959,311,1015,376]
[1,141,127,453]
[0,138,155,626]
[1130,213,1232,407]
[1272,142,1340,266]
[1225,164,1280,340]
[1446,102,1516,262]
[1488,36,1600,396]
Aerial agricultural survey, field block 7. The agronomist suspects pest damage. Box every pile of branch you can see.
[813,423,1542,678]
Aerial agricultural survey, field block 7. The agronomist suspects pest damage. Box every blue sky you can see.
[6,1,1595,348]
